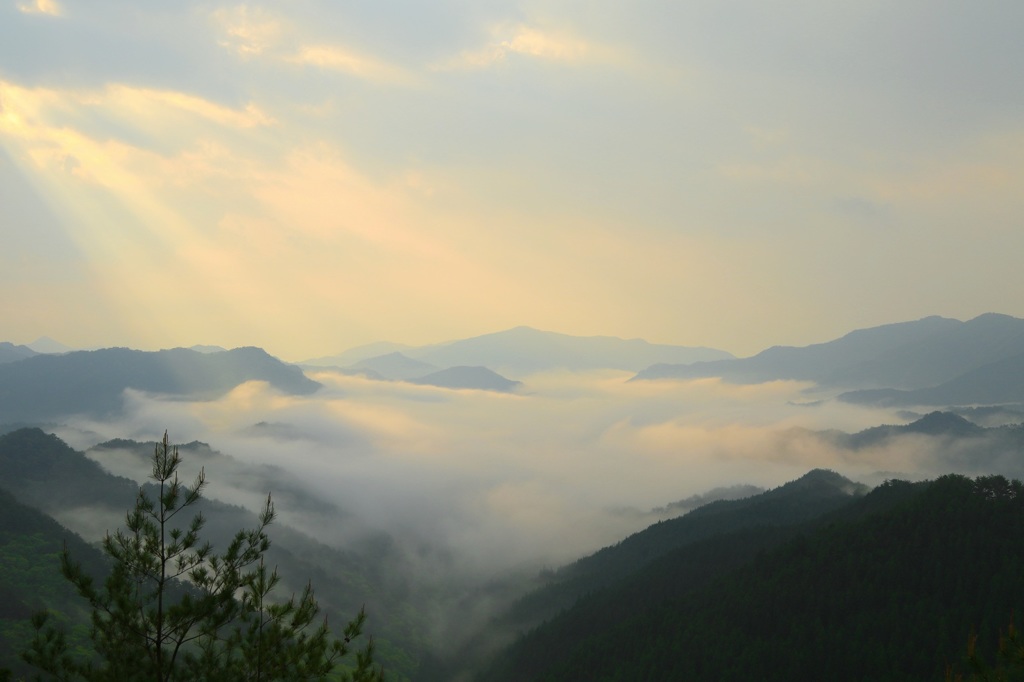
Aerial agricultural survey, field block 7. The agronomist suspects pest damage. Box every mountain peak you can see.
[28,336,73,354]
[409,365,521,392]
[905,411,984,437]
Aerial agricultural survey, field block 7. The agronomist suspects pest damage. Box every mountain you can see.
[430,471,865,679]
[633,313,1024,390]
[302,341,417,368]
[481,474,1024,681]
[408,366,522,392]
[347,352,439,380]
[0,342,37,365]
[498,469,865,628]
[0,346,321,424]
[802,411,1024,479]
[27,337,73,354]
[188,344,227,354]
[839,350,1024,407]
[307,327,732,377]
[409,326,732,375]
[833,411,987,449]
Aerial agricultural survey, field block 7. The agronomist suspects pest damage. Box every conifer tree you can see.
[24,432,383,682]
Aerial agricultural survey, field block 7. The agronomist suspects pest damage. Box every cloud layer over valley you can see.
[50,368,987,583]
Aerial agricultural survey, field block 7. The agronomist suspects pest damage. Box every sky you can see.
[2,0,1024,361]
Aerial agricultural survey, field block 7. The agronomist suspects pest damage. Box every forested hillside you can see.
[0,487,108,678]
[498,469,865,631]
[482,475,1024,681]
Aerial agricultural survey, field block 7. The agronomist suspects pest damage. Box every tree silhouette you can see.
[24,431,383,681]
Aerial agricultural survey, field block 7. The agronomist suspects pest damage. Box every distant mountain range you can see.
[0,347,319,425]
[632,313,1024,408]
[304,326,734,377]
[837,351,1024,406]
[9,312,1024,413]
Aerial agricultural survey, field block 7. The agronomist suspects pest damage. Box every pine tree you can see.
[23,432,383,682]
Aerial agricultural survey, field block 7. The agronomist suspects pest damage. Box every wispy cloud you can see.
[284,45,414,85]
[210,5,283,57]
[17,0,61,17]
[431,23,611,71]
[210,5,412,85]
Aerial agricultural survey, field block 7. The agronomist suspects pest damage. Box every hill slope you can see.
[483,474,1024,681]
[839,350,1024,407]
[429,470,865,679]
[0,428,418,680]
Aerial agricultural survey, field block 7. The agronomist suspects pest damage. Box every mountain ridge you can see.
[0,346,320,424]
[305,326,733,376]
[632,314,1024,400]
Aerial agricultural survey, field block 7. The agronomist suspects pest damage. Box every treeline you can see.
[482,475,1024,681]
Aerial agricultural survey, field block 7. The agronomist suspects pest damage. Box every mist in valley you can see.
[39,364,1020,667]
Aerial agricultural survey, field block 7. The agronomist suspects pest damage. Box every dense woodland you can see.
[480,474,1024,681]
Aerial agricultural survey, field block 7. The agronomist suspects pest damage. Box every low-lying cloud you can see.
[47,368,1024,657]
[56,371,907,566]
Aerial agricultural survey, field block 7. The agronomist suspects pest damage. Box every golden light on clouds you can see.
[431,24,609,71]
[210,5,412,85]
[4,1,1024,356]
[210,5,282,57]
[285,45,414,85]
[17,0,60,16]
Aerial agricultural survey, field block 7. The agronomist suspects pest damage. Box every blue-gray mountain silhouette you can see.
[0,342,37,365]
[633,313,1024,392]
[408,366,521,392]
[0,346,320,424]
[347,352,438,380]
[307,326,732,376]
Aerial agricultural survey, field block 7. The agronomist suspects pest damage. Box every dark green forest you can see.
[481,475,1024,681]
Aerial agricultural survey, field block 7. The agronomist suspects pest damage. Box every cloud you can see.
[4,67,548,357]
[210,5,283,57]
[209,5,412,85]
[48,365,1024,659]
[54,370,909,567]
[284,45,414,85]
[17,0,60,16]
[431,23,610,71]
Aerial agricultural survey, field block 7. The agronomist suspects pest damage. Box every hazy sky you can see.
[3,0,1023,360]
